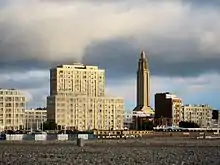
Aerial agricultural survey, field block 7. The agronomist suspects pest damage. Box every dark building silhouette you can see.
[212,110,219,120]
[154,92,182,126]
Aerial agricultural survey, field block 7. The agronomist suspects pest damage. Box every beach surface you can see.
[0,137,220,165]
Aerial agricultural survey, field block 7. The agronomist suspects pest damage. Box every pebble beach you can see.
[0,137,220,165]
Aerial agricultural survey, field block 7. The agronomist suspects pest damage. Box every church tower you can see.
[133,51,153,116]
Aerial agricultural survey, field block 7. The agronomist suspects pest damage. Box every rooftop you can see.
[55,63,101,70]
[183,104,210,107]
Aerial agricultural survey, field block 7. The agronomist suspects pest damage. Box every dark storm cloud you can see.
[83,36,220,78]
[0,58,79,74]
[185,0,220,9]
[0,60,47,73]
[82,39,138,79]
[0,77,48,90]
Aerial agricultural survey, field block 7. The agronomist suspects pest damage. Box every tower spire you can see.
[140,51,145,59]
[134,50,151,113]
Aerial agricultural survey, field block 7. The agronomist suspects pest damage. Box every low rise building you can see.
[132,111,154,130]
[24,108,47,130]
[181,104,212,127]
[124,112,133,129]
[211,110,220,128]
[0,89,26,131]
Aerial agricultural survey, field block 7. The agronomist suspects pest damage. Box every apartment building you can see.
[181,104,212,127]
[24,108,47,130]
[49,63,105,96]
[0,89,26,131]
[155,92,182,126]
[47,63,124,131]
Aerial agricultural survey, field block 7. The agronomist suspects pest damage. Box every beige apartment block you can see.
[47,95,124,131]
[50,63,105,97]
[168,94,182,126]
[24,109,47,130]
[181,104,212,127]
[47,63,124,131]
[0,89,26,131]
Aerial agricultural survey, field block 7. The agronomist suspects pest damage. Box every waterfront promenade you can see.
[0,137,220,165]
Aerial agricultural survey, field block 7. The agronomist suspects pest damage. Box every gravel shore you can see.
[0,138,220,165]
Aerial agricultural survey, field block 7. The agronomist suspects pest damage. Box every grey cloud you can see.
[1,0,219,109]
[82,36,220,78]
[0,0,220,79]
[185,0,220,9]
[39,0,220,9]
[0,78,47,90]
[0,58,78,74]
[0,22,79,72]
[0,71,49,90]
[0,70,49,108]
[82,39,138,79]
[27,87,49,108]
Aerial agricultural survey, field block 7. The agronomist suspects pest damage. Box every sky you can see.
[0,0,220,110]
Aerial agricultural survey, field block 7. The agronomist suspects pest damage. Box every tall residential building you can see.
[24,109,47,130]
[181,104,212,127]
[47,63,124,131]
[133,51,154,116]
[0,89,26,131]
[49,63,105,97]
[155,92,182,126]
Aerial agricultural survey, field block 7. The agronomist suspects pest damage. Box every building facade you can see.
[49,63,105,97]
[124,112,133,129]
[24,109,47,130]
[212,110,220,128]
[155,92,182,127]
[181,104,212,127]
[0,89,26,131]
[47,63,124,131]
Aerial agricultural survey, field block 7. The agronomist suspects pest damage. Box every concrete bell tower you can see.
[133,51,153,115]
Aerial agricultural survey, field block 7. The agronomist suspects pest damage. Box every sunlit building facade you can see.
[47,63,124,131]
[0,89,26,131]
[181,104,212,127]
